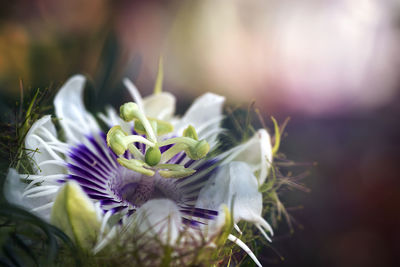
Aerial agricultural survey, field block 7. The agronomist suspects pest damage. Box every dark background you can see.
[272,105,400,267]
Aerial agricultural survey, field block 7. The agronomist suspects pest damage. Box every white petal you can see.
[93,225,118,254]
[4,169,27,208]
[54,75,100,144]
[133,199,181,245]
[234,224,243,235]
[175,93,225,143]
[98,106,132,133]
[25,115,67,175]
[196,162,273,240]
[220,129,273,184]
[228,234,262,267]
[123,78,144,110]
[143,92,176,121]
[31,202,54,212]
[4,169,56,221]
[98,106,119,127]
[201,204,229,238]
[182,93,225,126]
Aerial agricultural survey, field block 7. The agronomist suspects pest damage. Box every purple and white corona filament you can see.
[67,129,218,227]
[5,75,275,266]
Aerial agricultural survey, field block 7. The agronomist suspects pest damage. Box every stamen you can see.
[150,120,157,136]
[107,106,210,179]
[158,137,210,160]
[134,118,173,136]
[119,102,157,142]
[160,143,187,163]
[183,125,199,140]
[117,157,154,176]
[128,143,144,160]
[154,164,196,178]
[107,126,155,155]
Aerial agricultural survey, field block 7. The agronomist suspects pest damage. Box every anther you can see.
[107,126,155,155]
[134,118,173,136]
[159,136,210,161]
[117,158,155,176]
[119,102,157,142]
[155,164,196,178]
[183,125,198,140]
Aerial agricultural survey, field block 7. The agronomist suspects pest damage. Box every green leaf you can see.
[51,182,101,250]
[258,183,270,193]
[271,116,280,156]
[215,205,234,247]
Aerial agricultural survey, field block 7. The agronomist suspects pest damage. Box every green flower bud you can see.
[51,182,101,249]
[145,146,161,166]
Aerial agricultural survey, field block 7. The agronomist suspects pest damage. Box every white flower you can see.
[5,75,274,266]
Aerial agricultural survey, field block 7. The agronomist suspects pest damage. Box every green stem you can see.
[158,137,197,147]
[123,135,155,147]
[160,143,187,163]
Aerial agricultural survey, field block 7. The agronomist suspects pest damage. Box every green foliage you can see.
[215,105,309,264]
[0,204,78,266]
[0,88,79,266]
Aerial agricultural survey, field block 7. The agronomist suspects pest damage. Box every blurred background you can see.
[1,0,400,266]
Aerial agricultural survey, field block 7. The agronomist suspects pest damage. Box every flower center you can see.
[119,182,169,206]
[110,166,182,208]
[66,133,219,222]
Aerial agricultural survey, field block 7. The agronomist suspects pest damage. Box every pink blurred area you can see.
[117,0,400,114]
[1,0,400,115]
